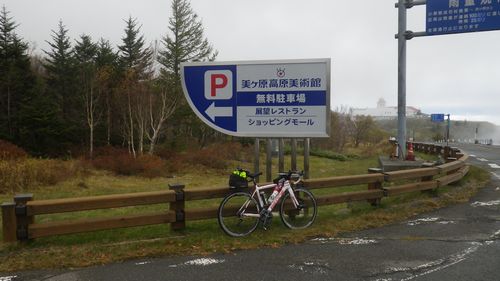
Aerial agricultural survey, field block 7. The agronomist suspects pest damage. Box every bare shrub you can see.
[0,159,81,193]
[90,146,168,177]
[0,140,28,160]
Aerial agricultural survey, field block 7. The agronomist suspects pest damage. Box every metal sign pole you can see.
[254,138,260,182]
[278,138,284,172]
[266,139,272,182]
[291,139,297,171]
[397,0,407,159]
[446,114,450,147]
[304,138,310,179]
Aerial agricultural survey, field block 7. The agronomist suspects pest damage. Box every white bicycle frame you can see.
[239,177,302,218]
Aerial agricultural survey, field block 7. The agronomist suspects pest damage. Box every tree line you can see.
[0,0,219,157]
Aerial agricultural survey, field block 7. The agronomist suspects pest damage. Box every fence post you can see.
[367,168,383,206]
[443,146,450,160]
[168,184,185,231]
[421,162,438,196]
[1,202,17,242]
[14,194,33,241]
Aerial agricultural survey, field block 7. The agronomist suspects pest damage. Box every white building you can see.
[351,98,423,120]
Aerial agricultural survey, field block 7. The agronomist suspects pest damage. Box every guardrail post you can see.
[14,194,33,241]
[367,168,383,206]
[421,162,438,196]
[1,202,17,242]
[168,184,185,231]
[435,146,442,156]
[443,146,450,159]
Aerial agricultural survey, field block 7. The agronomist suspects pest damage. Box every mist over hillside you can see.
[375,119,500,145]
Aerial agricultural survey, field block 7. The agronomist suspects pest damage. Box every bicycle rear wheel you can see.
[218,192,260,237]
[279,188,317,229]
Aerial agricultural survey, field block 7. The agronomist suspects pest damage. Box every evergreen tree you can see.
[43,20,81,146]
[117,17,153,156]
[74,34,99,157]
[158,0,218,146]
[118,17,153,80]
[96,39,119,145]
[0,6,35,142]
[158,0,217,79]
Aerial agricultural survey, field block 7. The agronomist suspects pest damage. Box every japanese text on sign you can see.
[427,0,500,35]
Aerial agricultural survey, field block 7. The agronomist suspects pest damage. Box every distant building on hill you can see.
[351,98,425,120]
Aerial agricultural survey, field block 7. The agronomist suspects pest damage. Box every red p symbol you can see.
[204,70,232,100]
[211,74,228,97]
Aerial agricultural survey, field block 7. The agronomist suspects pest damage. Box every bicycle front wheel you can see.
[218,192,260,237]
[279,188,317,229]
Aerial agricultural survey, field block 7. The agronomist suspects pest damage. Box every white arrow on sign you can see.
[205,102,233,122]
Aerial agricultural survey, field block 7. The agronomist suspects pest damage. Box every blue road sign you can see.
[181,59,330,138]
[427,0,500,36]
[431,113,445,122]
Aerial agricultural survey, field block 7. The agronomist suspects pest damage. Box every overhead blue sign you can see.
[181,59,331,138]
[427,0,500,36]
[431,113,445,122]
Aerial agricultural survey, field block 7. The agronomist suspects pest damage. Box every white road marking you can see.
[338,238,378,245]
[492,173,500,180]
[477,158,489,162]
[310,237,378,245]
[376,242,483,281]
[406,217,439,226]
[288,261,330,275]
[470,154,476,157]
[135,261,151,266]
[470,200,500,207]
[184,258,225,266]
[488,163,500,169]
[0,276,17,281]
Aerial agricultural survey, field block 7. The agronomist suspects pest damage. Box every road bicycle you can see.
[217,170,317,237]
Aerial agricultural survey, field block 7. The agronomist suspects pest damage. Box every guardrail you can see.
[1,142,469,243]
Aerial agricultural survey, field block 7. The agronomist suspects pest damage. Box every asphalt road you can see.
[3,143,500,281]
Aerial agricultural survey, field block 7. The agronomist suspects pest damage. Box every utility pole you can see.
[397,0,407,159]
[395,0,427,159]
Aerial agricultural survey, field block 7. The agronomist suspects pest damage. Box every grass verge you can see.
[0,161,489,272]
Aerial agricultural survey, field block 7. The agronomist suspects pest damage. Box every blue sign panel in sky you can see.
[181,59,330,138]
[427,0,500,35]
[431,113,445,122]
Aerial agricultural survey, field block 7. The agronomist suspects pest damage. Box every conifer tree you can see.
[0,6,34,142]
[74,34,99,157]
[158,0,218,146]
[117,17,153,156]
[43,20,81,144]
[158,0,217,79]
[96,39,118,145]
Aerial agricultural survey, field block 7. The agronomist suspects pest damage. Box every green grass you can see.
[0,154,489,272]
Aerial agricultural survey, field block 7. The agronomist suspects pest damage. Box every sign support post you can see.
[254,138,260,182]
[397,0,408,159]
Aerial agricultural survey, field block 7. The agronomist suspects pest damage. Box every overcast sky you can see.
[2,0,500,125]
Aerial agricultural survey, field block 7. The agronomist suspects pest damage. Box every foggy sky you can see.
[2,0,500,125]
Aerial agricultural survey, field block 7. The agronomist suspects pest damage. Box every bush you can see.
[310,149,349,161]
[90,146,168,178]
[0,158,81,193]
[0,139,28,160]
[183,142,252,170]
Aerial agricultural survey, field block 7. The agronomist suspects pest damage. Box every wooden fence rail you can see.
[2,142,470,242]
